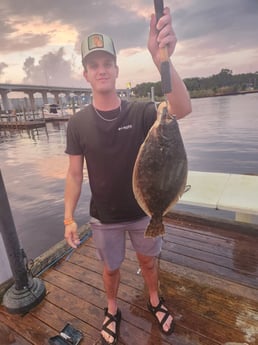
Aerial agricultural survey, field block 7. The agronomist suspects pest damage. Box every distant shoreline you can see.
[190,89,258,99]
[213,89,258,97]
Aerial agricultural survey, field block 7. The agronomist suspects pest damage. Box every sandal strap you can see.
[104,308,120,322]
[102,325,116,338]
[159,310,170,328]
[102,308,121,338]
[148,297,172,328]
[149,297,167,314]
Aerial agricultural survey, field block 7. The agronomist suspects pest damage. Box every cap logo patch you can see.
[88,34,104,51]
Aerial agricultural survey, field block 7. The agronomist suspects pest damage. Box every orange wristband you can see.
[64,218,75,226]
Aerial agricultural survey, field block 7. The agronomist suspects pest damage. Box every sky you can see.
[0,0,258,89]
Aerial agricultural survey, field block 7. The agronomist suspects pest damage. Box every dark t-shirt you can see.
[65,100,157,223]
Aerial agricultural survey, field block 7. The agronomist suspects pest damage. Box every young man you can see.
[64,7,191,345]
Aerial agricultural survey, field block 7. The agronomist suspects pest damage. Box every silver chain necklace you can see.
[93,104,121,122]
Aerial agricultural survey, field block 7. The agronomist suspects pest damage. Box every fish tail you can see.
[144,216,165,238]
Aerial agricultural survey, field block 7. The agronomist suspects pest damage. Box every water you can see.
[180,93,258,174]
[0,122,91,259]
[0,93,258,259]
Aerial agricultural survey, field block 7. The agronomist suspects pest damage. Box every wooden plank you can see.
[161,239,257,277]
[76,229,258,292]
[44,265,223,345]
[166,218,258,251]
[47,255,255,345]
[65,250,144,290]
[0,322,32,345]
[159,269,258,326]
[86,234,257,342]
[31,300,98,344]
[43,281,174,345]
[0,121,46,129]
[165,211,258,235]
[75,232,258,291]
[164,222,258,255]
[0,308,54,345]
[160,246,257,288]
[124,237,258,289]
[162,221,258,288]
[1,215,257,345]
[125,229,256,275]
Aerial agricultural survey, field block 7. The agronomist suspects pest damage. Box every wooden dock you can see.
[0,114,46,129]
[0,214,257,345]
[0,112,71,129]
[44,115,71,122]
[0,120,46,130]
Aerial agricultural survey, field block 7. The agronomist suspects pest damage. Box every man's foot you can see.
[147,297,175,335]
[101,308,121,345]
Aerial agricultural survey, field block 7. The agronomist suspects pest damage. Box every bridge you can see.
[0,83,128,113]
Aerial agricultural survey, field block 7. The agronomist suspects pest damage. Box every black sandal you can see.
[101,308,122,345]
[147,297,175,335]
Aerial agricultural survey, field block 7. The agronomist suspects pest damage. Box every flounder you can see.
[133,101,188,238]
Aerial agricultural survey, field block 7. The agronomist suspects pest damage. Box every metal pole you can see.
[0,170,46,314]
[0,170,28,290]
[151,86,155,102]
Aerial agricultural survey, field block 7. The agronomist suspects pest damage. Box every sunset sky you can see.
[0,0,258,89]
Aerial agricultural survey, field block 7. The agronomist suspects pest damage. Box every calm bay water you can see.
[0,93,258,259]
[180,93,258,174]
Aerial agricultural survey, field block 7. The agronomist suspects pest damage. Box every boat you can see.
[42,103,73,121]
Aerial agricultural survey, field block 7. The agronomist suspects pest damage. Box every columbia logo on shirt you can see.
[118,124,133,131]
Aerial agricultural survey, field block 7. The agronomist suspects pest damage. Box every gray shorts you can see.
[89,216,162,271]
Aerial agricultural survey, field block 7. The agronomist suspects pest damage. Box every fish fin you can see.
[144,216,165,238]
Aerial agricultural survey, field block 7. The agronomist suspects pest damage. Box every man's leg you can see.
[90,219,125,343]
[103,265,120,314]
[136,253,173,333]
[101,265,120,343]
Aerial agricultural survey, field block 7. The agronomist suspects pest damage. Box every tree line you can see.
[132,69,258,98]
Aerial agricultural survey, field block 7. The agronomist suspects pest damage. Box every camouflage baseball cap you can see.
[81,33,116,62]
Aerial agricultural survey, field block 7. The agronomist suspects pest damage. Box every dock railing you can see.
[0,109,46,129]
